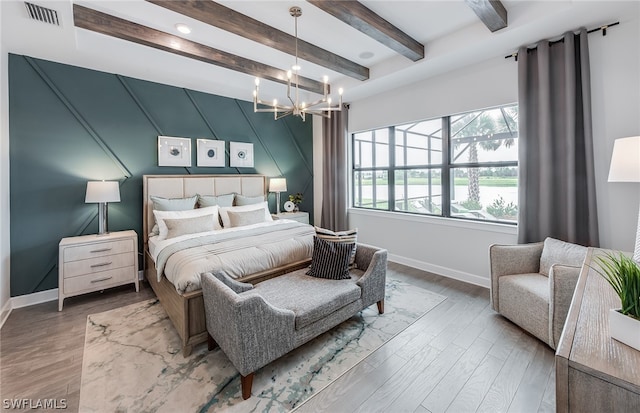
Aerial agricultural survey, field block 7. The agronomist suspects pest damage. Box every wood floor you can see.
[0,263,555,413]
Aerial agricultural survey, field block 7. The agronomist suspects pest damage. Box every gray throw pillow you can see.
[227,209,266,227]
[235,194,265,206]
[198,193,235,208]
[539,237,588,276]
[163,214,217,239]
[307,236,354,280]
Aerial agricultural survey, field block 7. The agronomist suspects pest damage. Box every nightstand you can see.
[58,230,139,311]
[271,211,309,225]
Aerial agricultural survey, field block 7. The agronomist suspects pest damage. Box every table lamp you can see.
[608,136,640,262]
[269,178,287,214]
[85,181,121,235]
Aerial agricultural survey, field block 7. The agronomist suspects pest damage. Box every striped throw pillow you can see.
[306,236,354,280]
[315,226,357,268]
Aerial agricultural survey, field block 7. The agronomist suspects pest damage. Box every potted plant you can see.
[288,193,303,212]
[592,252,640,350]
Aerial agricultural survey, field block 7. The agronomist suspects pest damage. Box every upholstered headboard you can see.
[142,174,267,245]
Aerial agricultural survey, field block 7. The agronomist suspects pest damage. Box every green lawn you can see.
[358,177,517,187]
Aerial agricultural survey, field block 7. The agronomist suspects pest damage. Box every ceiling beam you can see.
[145,0,369,81]
[308,0,424,62]
[73,5,326,95]
[464,0,508,32]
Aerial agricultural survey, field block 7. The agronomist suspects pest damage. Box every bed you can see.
[143,174,313,356]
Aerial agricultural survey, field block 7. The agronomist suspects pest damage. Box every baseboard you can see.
[0,299,11,329]
[388,253,490,289]
[11,288,58,309]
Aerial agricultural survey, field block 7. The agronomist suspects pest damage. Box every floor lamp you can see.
[608,136,640,262]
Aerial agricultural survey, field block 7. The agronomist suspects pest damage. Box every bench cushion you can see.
[499,273,550,344]
[247,271,361,330]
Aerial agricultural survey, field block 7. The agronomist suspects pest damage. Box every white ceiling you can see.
[1,1,638,105]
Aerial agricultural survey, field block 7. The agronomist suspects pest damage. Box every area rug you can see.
[79,277,445,412]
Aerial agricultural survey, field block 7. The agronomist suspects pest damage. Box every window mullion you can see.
[388,126,396,211]
[442,116,451,218]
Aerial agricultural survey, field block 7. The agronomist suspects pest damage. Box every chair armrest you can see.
[202,272,295,376]
[548,264,582,349]
[489,242,544,312]
[355,244,387,308]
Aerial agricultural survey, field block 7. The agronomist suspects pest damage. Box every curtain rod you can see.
[504,21,619,60]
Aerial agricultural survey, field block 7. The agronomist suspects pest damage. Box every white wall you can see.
[348,12,640,286]
[0,1,12,326]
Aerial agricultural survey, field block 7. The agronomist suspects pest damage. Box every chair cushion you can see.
[539,237,587,276]
[498,273,550,344]
[249,271,361,330]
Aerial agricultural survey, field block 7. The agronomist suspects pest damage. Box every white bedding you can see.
[150,219,314,293]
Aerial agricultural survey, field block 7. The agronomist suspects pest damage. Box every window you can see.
[351,104,518,224]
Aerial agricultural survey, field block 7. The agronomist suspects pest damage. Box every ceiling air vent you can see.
[24,2,60,26]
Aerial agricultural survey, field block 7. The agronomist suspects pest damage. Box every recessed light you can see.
[359,51,374,59]
[175,23,191,34]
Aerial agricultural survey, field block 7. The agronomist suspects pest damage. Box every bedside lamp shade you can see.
[608,136,640,262]
[269,178,287,214]
[86,181,120,235]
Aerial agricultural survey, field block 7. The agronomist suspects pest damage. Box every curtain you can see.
[517,29,599,246]
[320,104,349,231]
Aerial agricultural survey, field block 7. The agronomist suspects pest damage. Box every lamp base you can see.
[97,203,109,235]
[276,192,281,215]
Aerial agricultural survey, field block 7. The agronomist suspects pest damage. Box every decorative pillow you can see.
[539,237,588,276]
[153,205,220,240]
[218,202,272,228]
[306,236,354,280]
[227,209,267,228]
[197,193,235,208]
[164,214,217,240]
[235,194,265,206]
[315,226,358,268]
[149,195,198,236]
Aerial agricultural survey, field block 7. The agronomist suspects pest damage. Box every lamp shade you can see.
[85,181,121,203]
[269,178,287,193]
[608,136,640,182]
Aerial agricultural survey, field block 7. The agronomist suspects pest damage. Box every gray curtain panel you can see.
[321,105,349,231]
[517,29,599,246]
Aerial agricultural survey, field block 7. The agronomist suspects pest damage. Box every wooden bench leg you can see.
[241,373,254,400]
[377,300,384,314]
[182,344,193,357]
[207,333,218,351]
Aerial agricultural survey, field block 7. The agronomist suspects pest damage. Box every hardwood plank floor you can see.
[0,263,556,413]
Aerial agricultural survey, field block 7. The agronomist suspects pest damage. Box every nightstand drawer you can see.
[63,252,135,279]
[63,266,136,294]
[64,239,134,262]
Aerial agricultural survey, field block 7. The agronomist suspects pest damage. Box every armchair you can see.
[489,237,587,349]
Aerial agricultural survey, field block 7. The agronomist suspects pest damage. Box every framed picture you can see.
[158,136,191,167]
[230,142,254,168]
[197,139,225,167]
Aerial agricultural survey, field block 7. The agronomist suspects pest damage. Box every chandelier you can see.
[253,6,343,121]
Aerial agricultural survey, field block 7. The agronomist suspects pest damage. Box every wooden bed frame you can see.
[142,174,311,356]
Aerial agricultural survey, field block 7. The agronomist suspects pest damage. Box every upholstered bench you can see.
[201,243,387,399]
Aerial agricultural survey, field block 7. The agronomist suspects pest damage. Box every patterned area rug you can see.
[79,277,446,412]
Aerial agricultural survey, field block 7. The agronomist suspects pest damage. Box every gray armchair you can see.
[490,237,587,349]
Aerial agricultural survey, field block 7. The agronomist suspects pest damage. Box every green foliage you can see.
[486,196,518,218]
[288,193,303,205]
[460,199,482,210]
[592,253,640,320]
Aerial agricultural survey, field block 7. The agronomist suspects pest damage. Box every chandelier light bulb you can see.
[323,75,329,84]
[292,64,301,71]
[273,99,278,106]
[255,78,260,86]
[287,70,292,79]
[338,88,344,95]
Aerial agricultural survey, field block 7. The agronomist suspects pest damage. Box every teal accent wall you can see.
[8,54,313,297]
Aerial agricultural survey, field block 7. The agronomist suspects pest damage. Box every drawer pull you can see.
[90,248,112,253]
[91,276,113,283]
[90,262,112,268]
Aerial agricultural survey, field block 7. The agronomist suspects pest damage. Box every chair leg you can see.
[207,333,217,351]
[377,299,384,314]
[241,373,254,400]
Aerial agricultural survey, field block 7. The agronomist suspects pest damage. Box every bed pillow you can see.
[227,209,267,228]
[219,202,272,228]
[306,236,354,280]
[197,193,235,208]
[149,195,198,236]
[164,214,218,240]
[314,226,358,268]
[235,194,265,206]
[153,205,221,240]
